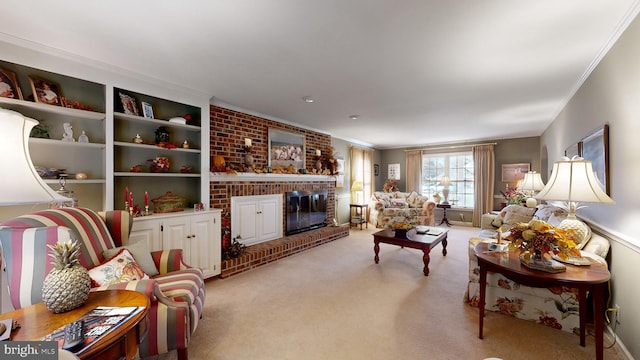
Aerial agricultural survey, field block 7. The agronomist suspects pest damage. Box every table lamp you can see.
[0,108,70,205]
[535,156,614,244]
[439,176,451,204]
[351,180,364,204]
[518,171,545,208]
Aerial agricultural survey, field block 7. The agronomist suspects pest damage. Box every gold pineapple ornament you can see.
[42,240,91,313]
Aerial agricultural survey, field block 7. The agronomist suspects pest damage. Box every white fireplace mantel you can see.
[210,172,336,182]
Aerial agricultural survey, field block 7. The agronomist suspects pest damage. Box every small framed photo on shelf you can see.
[141,101,154,118]
[29,76,62,106]
[0,68,23,100]
[118,92,139,116]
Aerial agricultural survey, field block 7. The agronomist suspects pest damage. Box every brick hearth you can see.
[220,224,349,278]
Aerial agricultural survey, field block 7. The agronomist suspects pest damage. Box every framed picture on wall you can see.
[268,128,305,170]
[501,163,530,182]
[374,164,380,176]
[581,124,610,195]
[388,163,400,180]
[335,158,345,188]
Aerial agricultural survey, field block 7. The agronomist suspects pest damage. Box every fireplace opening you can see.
[286,190,328,235]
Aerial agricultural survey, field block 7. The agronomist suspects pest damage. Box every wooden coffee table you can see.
[373,227,448,276]
[474,242,611,360]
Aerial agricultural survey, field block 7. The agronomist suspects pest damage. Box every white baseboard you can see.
[606,325,633,360]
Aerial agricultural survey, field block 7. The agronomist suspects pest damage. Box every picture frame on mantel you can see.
[501,163,530,183]
[268,128,305,170]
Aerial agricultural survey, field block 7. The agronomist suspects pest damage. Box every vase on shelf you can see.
[244,153,254,166]
[149,156,170,173]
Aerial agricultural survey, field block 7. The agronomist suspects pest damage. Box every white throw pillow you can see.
[89,249,149,287]
[501,205,536,225]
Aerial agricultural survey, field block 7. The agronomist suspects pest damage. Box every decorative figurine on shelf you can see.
[61,122,75,142]
[155,126,170,144]
[182,140,189,149]
[77,131,89,143]
[133,134,143,144]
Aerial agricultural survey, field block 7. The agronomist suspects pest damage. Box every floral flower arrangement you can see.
[501,186,528,205]
[383,178,399,193]
[504,220,581,261]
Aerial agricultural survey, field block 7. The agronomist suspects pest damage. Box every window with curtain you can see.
[350,147,374,204]
[421,151,474,208]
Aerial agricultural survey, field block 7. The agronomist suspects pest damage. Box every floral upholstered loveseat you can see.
[464,204,611,334]
[369,191,436,228]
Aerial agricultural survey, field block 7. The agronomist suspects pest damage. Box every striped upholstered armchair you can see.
[0,207,205,360]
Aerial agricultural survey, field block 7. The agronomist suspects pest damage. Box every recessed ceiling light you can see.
[302,96,315,103]
[349,115,360,120]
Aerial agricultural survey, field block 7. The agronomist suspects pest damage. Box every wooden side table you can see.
[0,290,150,360]
[474,242,610,360]
[436,203,452,226]
[350,203,368,229]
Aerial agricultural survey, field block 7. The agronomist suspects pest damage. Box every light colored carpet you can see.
[152,225,622,360]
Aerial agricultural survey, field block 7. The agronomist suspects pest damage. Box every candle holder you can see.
[315,156,323,171]
[243,145,254,166]
[145,205,149,216]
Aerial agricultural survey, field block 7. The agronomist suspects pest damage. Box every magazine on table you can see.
[42,306,144,352]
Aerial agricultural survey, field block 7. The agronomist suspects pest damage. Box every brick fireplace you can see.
[210,173,349,277]
[209,105,349,278]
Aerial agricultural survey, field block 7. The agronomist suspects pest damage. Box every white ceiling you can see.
[2,1,639,149]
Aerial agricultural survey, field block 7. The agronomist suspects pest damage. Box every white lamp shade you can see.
[0,109,70,205]
[438,176,451,187]
[518,171,545,192]
[535,158,614,204]
[351,181,363,192]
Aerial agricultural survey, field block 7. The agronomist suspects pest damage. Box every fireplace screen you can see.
[286,190,328,235]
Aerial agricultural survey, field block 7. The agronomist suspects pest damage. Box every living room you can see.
[1,2,640,360]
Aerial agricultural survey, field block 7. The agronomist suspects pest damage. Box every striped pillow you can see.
[0,226,73,309]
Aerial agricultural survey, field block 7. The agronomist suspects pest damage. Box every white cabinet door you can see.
[235,201,260,245]
[131,210,222,278]
[260,197,280,241]
[189,213,214,277]
[231,195,282,246]
[130,217,162,251]
[162,216,190,255]
[209,211,221,276]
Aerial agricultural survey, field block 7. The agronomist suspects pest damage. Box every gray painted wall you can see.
[375,136,540,213]
[541,13,640,359]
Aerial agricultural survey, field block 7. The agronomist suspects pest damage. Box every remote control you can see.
[62,320,85,351]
